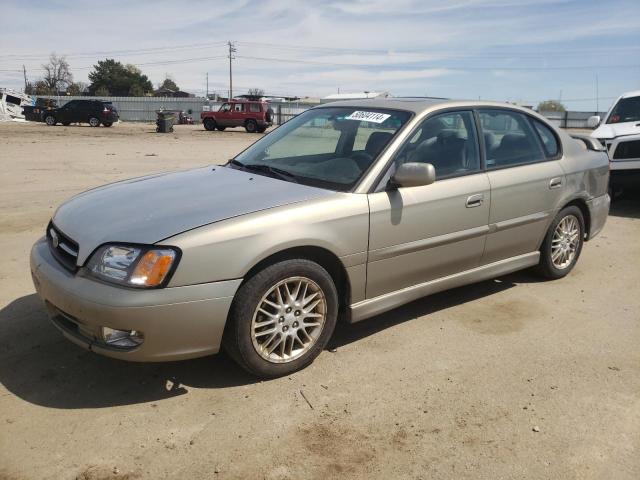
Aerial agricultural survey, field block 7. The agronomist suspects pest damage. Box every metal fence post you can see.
[277,105,282,125]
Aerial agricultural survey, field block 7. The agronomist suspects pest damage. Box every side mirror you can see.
[390,162,436,188]
[587,115,601,128]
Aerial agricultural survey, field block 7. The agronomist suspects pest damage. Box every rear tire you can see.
[535,206,585,279]
[245,119,258,133]
[203,118,216,131]
[88,117,100,127]
[223,259,338,378]
[103,122,113,127]
[45,115,56,126]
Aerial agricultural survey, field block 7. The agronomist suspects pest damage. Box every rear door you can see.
[478,109,565,264]
[230,102,246,126]
[366,110,491,298]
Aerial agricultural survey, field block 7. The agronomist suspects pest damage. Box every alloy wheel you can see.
[251,276,327,363]
[551,214,580,269]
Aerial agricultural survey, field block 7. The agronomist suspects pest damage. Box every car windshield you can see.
[231,107,411,191]
[607,96,640,124]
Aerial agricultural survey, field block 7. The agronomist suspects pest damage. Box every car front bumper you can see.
[30,237,241,362]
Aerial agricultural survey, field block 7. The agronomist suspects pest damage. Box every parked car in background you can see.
[44,99,119,127]
[201,100,273,133]
[31,98,609,378]
[589,90,640,194]
[23,98,58,122]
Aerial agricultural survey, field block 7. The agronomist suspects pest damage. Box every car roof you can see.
[620,90,640,99]
[313,97,538,116]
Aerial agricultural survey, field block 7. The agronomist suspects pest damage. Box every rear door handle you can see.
[466,193,484,208]
[549,177,563,189]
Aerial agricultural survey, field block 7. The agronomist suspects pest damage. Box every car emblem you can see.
[50,229,59,248]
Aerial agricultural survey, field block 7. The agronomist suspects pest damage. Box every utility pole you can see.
[206,72,209,99]
[23,65,28,92]
[595,73,599,113]
[227,41,236,100]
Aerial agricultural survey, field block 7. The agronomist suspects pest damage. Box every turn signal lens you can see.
[129,249,177,287]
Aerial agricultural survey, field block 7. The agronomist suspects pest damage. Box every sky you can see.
[1,0,639,111]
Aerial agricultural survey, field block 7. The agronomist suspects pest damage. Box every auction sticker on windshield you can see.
[345,111,391,124]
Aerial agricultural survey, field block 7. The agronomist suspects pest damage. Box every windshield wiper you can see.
[226,159,299,183]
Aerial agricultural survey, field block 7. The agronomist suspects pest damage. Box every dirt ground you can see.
[1,121,639,480]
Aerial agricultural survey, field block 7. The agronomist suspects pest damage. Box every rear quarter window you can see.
[531,119,560,158]
[249,103,261,113]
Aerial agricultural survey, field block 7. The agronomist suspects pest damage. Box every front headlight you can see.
[86,244,179,288]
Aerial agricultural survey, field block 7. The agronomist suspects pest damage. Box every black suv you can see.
[44,100,119,127]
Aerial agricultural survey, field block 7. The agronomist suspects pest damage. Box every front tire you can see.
[203,118,216,131]
[223,259,338,378]
[536,206,585,279]
[45,115,56,126]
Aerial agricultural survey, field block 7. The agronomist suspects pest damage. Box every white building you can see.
[320,91,389,104]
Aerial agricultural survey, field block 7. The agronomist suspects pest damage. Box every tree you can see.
[88,59,153,96]
[25,80,51,95]
[247,88,265,97]
[159,76,179,92]
[537,100,566,112]
[42,53,73,94]
[66,82,88,96]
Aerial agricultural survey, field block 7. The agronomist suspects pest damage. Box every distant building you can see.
[154,88,194,98]
[321,91,389,104]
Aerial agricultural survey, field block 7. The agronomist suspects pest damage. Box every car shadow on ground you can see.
[0,271,534,410]
[609,188,640,219]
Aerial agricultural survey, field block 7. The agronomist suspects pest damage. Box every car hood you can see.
[591,121,640,139]
[52,166,334,264]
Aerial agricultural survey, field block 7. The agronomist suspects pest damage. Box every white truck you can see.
[589,90,640,194]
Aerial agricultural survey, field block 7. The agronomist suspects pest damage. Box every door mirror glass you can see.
[391,162,436,188]
[587,115,601,128]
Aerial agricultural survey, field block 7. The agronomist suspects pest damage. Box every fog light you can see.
[102,327,144,348]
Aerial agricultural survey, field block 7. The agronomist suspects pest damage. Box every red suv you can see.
[201,100,274,133]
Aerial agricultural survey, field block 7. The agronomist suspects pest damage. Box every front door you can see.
[366,110,491,299]
[217,103,233,126]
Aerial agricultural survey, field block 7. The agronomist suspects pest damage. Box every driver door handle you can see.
[466,193,484,208]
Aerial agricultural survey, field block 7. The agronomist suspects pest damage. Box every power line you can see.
[235,54,640,71]
[0,41,228,60]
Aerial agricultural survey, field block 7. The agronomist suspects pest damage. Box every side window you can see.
[478,109,545,168]
[64,101,77,110]
[233,103,245,112]
[249,103,261,113]
[393,110,480,179]
[219,103,231,112]
[531,119,559,158]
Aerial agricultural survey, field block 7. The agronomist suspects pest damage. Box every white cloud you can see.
[0,0,638,107]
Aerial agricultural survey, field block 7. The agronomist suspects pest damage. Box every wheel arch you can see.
[559,197,591,240]
[241,245,352,319]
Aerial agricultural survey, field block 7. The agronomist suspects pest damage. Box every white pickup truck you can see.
[589,90,640,194]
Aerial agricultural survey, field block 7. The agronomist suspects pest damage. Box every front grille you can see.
[46,222,79,272]
[613,140,640,160]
